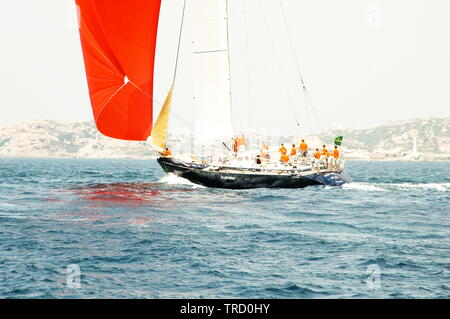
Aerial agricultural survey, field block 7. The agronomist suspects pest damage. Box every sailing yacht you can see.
[75,0,351,189]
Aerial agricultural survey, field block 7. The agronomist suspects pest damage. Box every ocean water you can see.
[0,158,448,299]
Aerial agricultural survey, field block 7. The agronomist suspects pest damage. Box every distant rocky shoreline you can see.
[0,118,449,161]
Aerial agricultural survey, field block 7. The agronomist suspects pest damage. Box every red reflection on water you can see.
[77,183,160,203]
[69,182,195,206]
[44,183,191,226]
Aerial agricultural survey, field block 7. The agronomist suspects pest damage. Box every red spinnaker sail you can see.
[76,0,162,141]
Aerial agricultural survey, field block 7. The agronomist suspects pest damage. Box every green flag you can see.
[334,136,343,146]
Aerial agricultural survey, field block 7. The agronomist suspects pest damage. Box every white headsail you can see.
[191,0,233,143]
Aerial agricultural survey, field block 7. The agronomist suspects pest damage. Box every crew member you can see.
[279,143,287,155]
[280,153,290,163]
[321,144,328,155]
[324,149,332,168]
[238,134,247,152]
[313,148,321,171]
[299,139,308,158]
[232,136,239,153]
[162,147,172,157]
[290,144,297,156]
[333,146,340,159]
[314,148,321,160]
[333,146,340,170]
[239,135,247,146]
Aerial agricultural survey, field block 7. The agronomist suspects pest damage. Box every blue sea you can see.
[0,158,448,298]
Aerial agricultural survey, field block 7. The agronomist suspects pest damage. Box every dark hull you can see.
[157,157,351,189]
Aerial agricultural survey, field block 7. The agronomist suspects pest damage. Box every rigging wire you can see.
[152,0,192,140]
[153,98,194,130]
[257,0,301,128]
[277,0,324,134]
[172,112,194,129]
[243,0,253,130]
[306,92,324,134]
[225,0,235,132]
[172,0,187,84]
[303,89,312,135]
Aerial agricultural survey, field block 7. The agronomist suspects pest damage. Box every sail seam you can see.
[193,49,228,54]
[87,0,125,76]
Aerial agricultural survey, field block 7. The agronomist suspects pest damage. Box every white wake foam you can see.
[342,182,450,192]
[342,183,386,192]
[160,173,205,188]
[390,183,450,192]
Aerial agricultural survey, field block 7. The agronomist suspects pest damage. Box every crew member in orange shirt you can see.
[314,148,321,159]
[299,139,308,158]
[232,136,239,153]
[321,144,328,155]
[290,144,297,156]
[333,146,340,159]
[313,148,321,171]
[279,143,287,155]
[324,149,333,168]
[162,147,172,157]
[238,134,247,150]
[280,153,290,163]
[331,146,341,170]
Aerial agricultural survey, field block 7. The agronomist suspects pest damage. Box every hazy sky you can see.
[0,0,449,136]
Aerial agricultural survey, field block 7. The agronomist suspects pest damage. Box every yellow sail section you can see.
[150,85,173,153]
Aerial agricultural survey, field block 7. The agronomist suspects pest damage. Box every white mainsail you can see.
[191,0,233,143]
